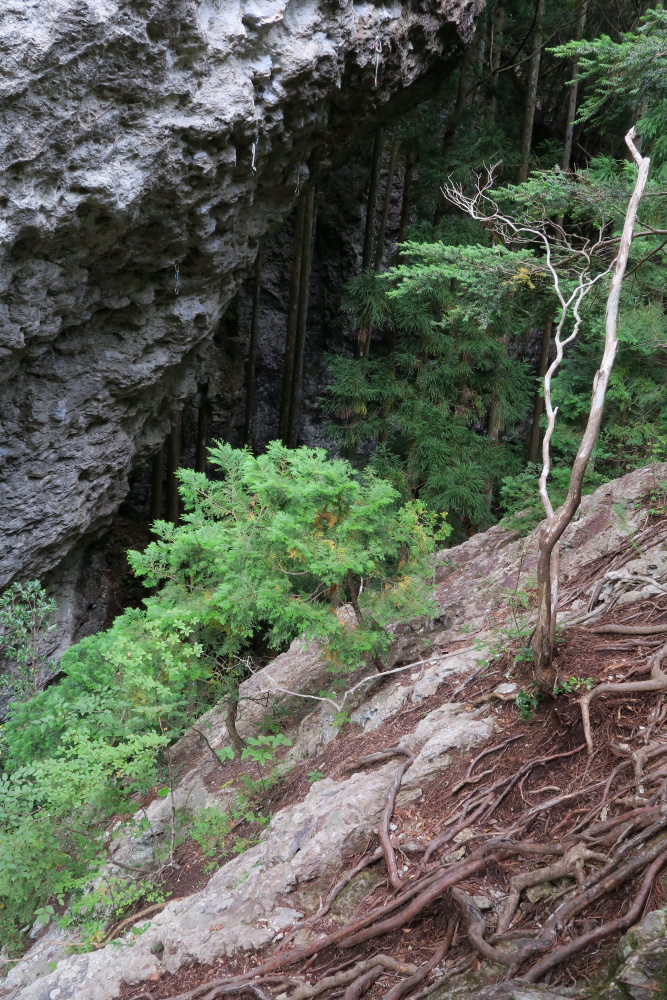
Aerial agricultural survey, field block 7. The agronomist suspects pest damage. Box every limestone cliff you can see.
[0,0,480,596]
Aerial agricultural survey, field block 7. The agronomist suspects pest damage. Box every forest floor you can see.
[116,587,667,1000]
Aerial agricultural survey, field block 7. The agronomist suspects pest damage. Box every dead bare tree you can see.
[443,128,650,695]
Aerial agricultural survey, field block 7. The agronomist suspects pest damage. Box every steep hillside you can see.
[5,463,667,1000]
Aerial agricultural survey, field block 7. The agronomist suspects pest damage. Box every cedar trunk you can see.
[279,197,306,442]
[517,0,546,183]
[562,0,588,171]
[287,186,317,448]
[166,411,182,526]
[150,446,164,522]
[243,249,263,448]
[374,135,399,273]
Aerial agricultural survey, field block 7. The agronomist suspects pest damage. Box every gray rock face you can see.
[434,462,667,640]
[4,764,397,999]
[601,906,667,999]
[0,0,481,593]
[432,986,585,1000]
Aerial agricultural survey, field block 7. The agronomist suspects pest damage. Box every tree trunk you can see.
[487,396,501,442]
[287,186,316,448]
[397,147,417,252]
[518,0,547,183]
[562,0,588,171]
[485,332,507,497]
[441,43,474,174]
[243,249,263,448]
[362,128,385,272]
[166,411,182,526]
[279,197,306,443]
[354,129,385,360]
[150,446,164,522]
[433,44,474,225]
[195,383,209,473]
[346,570,385,672]
[486,5,505,126]
[374,135,399,272]
[531,130,650,695]
[528,318,553,464]
[474,6,487,80]
[226,696,246,752]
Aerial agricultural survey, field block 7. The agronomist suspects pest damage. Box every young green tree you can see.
[129,441,446,688]
[0,445,445,951]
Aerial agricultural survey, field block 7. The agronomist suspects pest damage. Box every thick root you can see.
[579,640,667,753]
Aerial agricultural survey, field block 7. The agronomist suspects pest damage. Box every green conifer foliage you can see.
[325,243,537,535]
[129,441,445,671]
[553,7,667,169]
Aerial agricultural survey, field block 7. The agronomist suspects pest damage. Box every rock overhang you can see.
[0,0,483,588]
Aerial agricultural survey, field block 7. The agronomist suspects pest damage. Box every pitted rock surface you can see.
[0,0,481,592]
[432,985,586,1000]
[398,702,494,792]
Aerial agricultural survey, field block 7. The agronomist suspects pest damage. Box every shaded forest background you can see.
[308,0,667,541]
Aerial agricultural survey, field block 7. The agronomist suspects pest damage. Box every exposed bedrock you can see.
[0,0,482,596]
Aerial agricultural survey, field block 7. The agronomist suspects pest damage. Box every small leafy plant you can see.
[241,733,292,769]
[59,876,165,950]
[190,806,232,860]
[0,580,57,701]
[332,709,352,731]
[553,676,595,696]
[515,686,544,721]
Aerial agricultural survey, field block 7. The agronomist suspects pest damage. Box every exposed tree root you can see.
[340,855,498,949]
[405,958,475,1000]
[580,641,667,752]
[382,929,453,1000]
[522,845,667,983]
[103,897,188,947]
[342,966,383,1000]
[155,619,667,1000]
[158,793,667,1000]
[290,956,418,1000]
[174,985,274,1000]
[496,842,606,934]
[347,747,415,890]
[452,887,553,977]
[424,744,585,862]
[588,624,667,635]
[280,847,385,948]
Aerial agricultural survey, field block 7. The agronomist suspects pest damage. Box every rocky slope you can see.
[0,0,481,604]
[5,463,667,1000]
